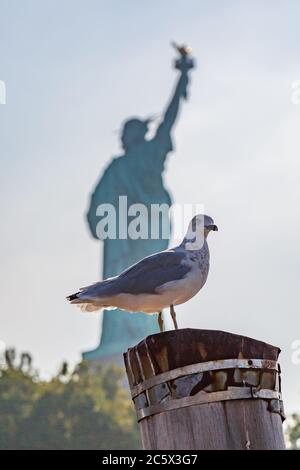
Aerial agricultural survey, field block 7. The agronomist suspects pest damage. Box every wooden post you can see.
[123,329,285,450]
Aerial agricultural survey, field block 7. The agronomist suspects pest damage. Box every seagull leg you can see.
[170,304,178,330]
[158,311,164,332]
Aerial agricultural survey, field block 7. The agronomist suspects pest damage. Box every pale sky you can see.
[1,0,300,412]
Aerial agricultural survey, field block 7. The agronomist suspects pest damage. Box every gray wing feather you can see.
[87,250,190,297]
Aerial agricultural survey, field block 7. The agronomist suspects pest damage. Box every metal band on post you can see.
[130,358,282,422]
[137,388,282,421]
[130,358,279,399]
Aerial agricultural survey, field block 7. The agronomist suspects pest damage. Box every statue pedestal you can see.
[82,336,147,365]
[82,310,160,364]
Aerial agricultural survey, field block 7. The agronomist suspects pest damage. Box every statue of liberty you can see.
[83,45,194,361]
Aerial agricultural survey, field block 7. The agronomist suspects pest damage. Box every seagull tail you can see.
[66,292,105,313]
[66,281,116,313]
[66,292,81,302]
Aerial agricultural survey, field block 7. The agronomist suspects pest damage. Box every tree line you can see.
[0,349,140,450]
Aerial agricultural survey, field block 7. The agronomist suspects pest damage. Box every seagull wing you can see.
[111,249,190,295]
[67,249,190,306]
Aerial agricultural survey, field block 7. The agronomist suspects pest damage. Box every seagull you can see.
[67,214,218,332]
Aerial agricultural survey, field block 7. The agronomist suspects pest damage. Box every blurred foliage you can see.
[0,349,140,450]
[285,414,300,450]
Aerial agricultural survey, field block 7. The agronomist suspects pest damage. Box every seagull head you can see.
[203,214,218,235]
[183,214,218,250]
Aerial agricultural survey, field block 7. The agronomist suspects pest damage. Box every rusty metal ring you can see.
[136,387,282,421]
[131,358,279,399]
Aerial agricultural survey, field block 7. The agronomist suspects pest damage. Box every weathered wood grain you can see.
[139,399,285,450]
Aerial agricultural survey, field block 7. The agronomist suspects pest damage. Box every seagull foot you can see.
[170,304,178,330]
[158,311,164,332]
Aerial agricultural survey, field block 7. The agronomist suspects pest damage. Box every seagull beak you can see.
[206,224,218,231]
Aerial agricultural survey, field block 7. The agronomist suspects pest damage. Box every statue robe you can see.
[84,129,173,359]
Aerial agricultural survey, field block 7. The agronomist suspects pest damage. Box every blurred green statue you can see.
[83,45,194,361]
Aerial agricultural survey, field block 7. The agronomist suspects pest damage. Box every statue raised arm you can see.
[155,42,194,139]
